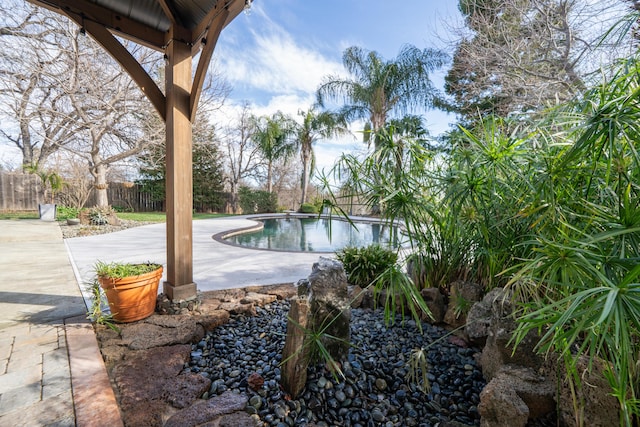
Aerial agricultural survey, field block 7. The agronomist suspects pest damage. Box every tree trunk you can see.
[93,162,109,207]
[300,148,311,205]
[267,160,273,193]
[230,181,239,213]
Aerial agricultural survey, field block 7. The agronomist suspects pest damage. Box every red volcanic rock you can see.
[247,372,265,391]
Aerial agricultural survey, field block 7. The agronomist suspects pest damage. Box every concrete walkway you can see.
[64,215,323,295]
[0,220,121,427]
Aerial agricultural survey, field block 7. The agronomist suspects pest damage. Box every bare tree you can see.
[220,103,263,213]
[60,32,160,207]
[445,0,631,121]
[0,1,83,167]
[270,156,302,210]
[49,151,93,210]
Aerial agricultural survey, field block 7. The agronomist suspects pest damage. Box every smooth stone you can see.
[317,376,327,388]
[375,378,388,391]
[371,408,385,422]
[249,395,262,409]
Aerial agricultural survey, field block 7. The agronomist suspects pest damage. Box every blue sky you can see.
[213,0,462,172]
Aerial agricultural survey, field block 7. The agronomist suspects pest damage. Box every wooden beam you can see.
[192,0,246,52]
[81,19,166,121]
[190,8,229,121]
[27,0,168,51]
[163,33,197,301]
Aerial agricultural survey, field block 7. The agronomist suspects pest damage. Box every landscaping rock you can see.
[350,284,375,309]
[479,288,544,380]
[245,283,297,300]
[196,310,231,331]
[247,372,264,391]
[281,296,310,398]
[119,315,201,350]
[216,411,257,427]
[478,365,556,425]
[546,355,620,427]
[209,288,246,302]
[301,257,351,362]
[348,284,365,308]
[241,292,277,305]
[113,344,211,424]
[444,281,483,329]
[465,287,503,346]
[420,287,445,323]
[218,301,257,316]
[199,298,223,312]
[478,374,529,427]
[164,391,249,427]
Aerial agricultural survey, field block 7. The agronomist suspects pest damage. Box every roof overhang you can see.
[26,0,249,53]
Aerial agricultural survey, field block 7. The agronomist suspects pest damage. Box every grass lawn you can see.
[0,211,39,220]
[118,212,232,222]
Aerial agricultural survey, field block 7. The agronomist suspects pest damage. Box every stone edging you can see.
[65,315,124,427]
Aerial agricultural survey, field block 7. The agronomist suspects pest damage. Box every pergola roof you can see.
[28,0,247,51]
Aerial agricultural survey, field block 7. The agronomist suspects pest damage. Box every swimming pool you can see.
[220,216,404,252]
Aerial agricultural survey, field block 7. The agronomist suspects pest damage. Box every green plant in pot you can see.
[94,261,163,323]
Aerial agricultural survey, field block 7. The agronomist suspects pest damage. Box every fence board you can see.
[0,172,43,210]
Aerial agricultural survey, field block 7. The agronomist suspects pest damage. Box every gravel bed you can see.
[59,219,156,239]
[189,301,484,427]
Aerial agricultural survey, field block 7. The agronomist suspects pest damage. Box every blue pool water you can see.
[225,217,404,252]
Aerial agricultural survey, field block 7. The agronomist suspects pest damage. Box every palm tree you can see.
[295,107,350,205]
[316,44,447,148]
[252,111,297,193]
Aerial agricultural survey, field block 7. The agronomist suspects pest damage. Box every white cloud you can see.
[217,8,344,102]
[215,10,356,173]
[254,94,315,117]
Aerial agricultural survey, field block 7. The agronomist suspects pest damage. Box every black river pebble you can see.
[189,301,484,426]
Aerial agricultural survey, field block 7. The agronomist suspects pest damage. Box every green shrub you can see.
[299,203,318,214]
[112,205,133,213]
[238,187,277,214]
[311,197,325,213]
[56,205,79,220]
[336,244,398,288]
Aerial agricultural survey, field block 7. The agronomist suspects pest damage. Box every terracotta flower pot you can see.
[98,266,163,322]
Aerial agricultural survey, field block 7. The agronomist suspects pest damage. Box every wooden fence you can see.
[86,184,165,212]
[0,172,43,210]
[0,172,232,213]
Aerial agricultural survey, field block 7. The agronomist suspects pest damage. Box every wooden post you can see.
[163,33,197,301]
